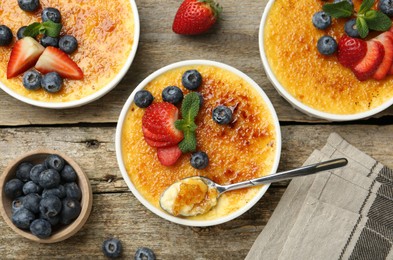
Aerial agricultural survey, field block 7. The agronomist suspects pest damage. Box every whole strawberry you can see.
[172,0,222,35]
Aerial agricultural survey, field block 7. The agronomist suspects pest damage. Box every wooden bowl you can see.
[0,149,93,243]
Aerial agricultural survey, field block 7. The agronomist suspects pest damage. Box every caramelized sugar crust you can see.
[121,65,277,220]
[0,0,134,102]
[264,0,393,114]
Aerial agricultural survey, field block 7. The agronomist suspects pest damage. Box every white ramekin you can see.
[0,0,140,109]
[115,60,282,226]
[259,0,393,121]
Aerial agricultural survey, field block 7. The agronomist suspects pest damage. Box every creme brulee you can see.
[121,65,278,221]
[160,177,218,217]
[0,0,135,103]
[264,0,393,114]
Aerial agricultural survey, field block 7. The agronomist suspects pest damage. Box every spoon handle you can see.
[221,158,348,193]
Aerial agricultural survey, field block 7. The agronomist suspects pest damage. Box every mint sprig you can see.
[175,92,200,153]
[322,0,392,38]
[322,1,353,18]
[23,20,62,38]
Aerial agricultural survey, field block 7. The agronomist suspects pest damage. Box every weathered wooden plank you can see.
[1,124,392,194]
[1,0,392,126]
[0,188,284,259]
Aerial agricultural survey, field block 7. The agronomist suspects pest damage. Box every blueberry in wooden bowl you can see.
[0,149,92,243]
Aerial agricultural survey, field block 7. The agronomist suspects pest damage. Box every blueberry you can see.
[39,169,61,189]
[162,86,184,105]
[23,193,41,213]
[16,162,33,182]
[23,181,42,195]
[317,35,337,56]
[102,238,122,258]
[42,7,61,23]
[60,197,81,225]
[30,219,52,238]
[17,0,40,12]
[42,185,66,199]
[12,208,35,229]
[64,182,82,201]
[30,164,47,184]
[61,165,77,183]
[182,70,202,90]
[333,0,353,7]
[190,151,209,169]
[23,70,42,90]
[41,72,63,93]
[212,105,233,125]
[379,0,393,17]
[40,35,59,47]
[40,195,62,218]
[135,247,156,260]
[45,154,65,172]
[40,212,60,226]
[134,90,154,108]
[312,11,331,30]
[12,197,24,213]
[4,179,24,199]
[344,19,360,38]
[59,35,78,54]
[17,26,27,40]
[196,92,204,108]
[0,25,12,46]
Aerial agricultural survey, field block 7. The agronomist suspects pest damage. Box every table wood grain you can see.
[1,0,393,259]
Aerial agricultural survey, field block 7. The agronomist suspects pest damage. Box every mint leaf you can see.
[42,20,62,37]
[23,22,42,38]
[180,92,200,122]
[23,21,62,38]
[175,92,201,153]
[359,0,374,15]
[364,10,392,31]
[356,17,369,38]
[322,1,353,18]
[178,130,197,153]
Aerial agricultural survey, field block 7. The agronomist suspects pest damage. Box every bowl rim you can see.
[259,0,393,121]
[115,59,282,227]
[0,149,93,243]
[0,0,140,109]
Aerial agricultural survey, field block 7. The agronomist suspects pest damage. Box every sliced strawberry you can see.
[144,136,174,148]
[142,125,181,143]
[373,31,393,80]
[337,35,367,69]
[142,102,184,143]
[352,40,384,81]
[157,145,182,166]
[35,47,83,80]
[7,37,45,79]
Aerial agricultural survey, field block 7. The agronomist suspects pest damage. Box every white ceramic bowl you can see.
[0,0,140,109]
[259,0,393,121]
[115,60,282,226]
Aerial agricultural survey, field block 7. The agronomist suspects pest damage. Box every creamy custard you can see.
[0,0,135,102]
[121,65,277,221]
[264,0,393,114]
[160,177,218,217]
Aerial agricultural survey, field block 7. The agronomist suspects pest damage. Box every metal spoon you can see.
[160,158,348,217]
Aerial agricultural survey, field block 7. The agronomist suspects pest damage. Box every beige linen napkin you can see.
[246,133,393,260]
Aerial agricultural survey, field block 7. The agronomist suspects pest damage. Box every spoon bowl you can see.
[160,158,348,217]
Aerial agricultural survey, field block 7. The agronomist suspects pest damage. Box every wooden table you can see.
[1,0,393,258]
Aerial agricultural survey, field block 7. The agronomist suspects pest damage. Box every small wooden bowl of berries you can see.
[0,149,92,243]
